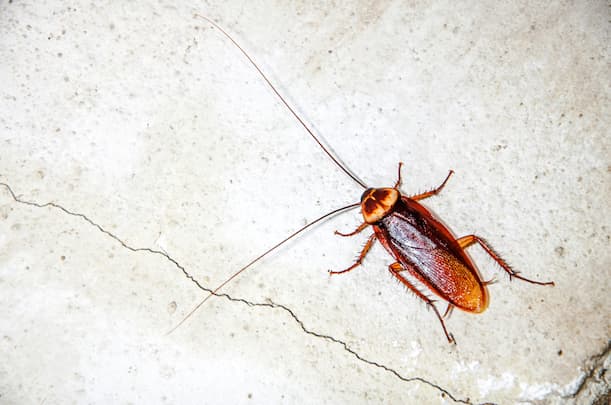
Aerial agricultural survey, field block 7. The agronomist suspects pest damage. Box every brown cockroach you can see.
[169,15,554,343]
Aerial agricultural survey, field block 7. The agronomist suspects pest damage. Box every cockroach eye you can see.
[360,188,374,202]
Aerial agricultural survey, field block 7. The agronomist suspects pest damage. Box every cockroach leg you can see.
[483,277,497,286]
[329,233,376,275]
[456,235,555,286]
[389,262,456,344]
[393,162,404,188]
[410,170,454,201]
[335,222,369,237]
[443,303,455,318]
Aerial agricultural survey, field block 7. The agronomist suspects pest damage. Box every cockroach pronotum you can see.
[170,14,555,343]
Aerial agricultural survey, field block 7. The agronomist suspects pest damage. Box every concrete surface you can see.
[1,1,609,404]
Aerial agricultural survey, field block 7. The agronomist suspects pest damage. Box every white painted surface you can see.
[1,1,609,404]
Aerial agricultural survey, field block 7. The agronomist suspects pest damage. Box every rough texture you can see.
[1,1,609,404]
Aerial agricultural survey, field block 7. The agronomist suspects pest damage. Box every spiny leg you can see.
[456,235,555,286]
[389,262,455,344]
[329,233,376,275]
[410,170,454,201]
[335,222,368,237]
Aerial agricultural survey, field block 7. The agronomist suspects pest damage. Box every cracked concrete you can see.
[0,183,469,403]
[1,1,609,404]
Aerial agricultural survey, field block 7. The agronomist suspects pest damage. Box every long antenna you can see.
[194,14,367,189]
[168,202,360,334]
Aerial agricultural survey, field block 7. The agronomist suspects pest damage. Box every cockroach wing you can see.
[376,197,488,313]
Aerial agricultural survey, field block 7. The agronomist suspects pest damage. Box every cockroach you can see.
[171,14,555,343]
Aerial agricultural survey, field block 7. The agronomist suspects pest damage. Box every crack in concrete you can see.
[264,299,472,404]
[564,340,610,401]
[1,182,472,404]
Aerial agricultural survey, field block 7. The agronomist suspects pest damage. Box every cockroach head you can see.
[360,188,399,224]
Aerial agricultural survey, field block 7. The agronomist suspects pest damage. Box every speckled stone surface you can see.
[1,1,609,404]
